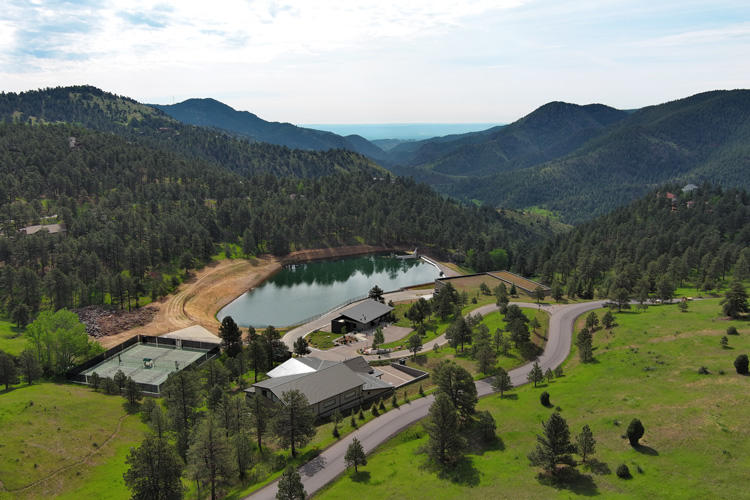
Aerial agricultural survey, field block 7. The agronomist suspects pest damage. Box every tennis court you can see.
[81,342,208,388]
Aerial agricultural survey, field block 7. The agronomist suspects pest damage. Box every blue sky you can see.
[1,1,749,123]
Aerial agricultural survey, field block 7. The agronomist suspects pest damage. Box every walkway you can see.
[247,300,606,499]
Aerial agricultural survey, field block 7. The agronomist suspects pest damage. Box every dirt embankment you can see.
[98,245,399,348]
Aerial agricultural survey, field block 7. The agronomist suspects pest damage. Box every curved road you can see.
[247,300,606,500]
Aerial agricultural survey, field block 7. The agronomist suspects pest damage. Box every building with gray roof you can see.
[247,355,393,417]
[331,299,393,334]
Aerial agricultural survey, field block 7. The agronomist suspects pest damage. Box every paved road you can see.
[247,300,606,500]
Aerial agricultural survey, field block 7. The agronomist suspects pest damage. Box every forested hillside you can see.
[529,184,750,299]
[449,90,750,221]
[0,86,383,178]
[154,98,389,161]
[394,102,627,177]
[0,122,548,319]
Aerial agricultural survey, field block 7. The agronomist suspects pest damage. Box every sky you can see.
[1,0,749,123]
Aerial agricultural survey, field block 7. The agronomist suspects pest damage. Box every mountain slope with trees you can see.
[153,98,389,161]
[395,102,628,178]
[529,184,750,299]
[449,90,750,222]
[0,86,384,178]
[0,121,550,318]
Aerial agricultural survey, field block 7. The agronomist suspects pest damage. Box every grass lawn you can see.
[307,330,341,350]
[400,309,549,386]
[0,382,147,500]
[317,299,750,499]
[0,318,27,356]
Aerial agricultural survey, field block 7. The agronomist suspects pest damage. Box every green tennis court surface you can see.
[81,342,207,387]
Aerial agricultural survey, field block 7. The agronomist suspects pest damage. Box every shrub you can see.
[419,384,425,397]
[371,405,379,417]
[391,393,399,409]
[273,453,287,471]
[698,366,710,375]
[477,411,496,442]
[332,426,340,439]
[379,399,386,411]
[616,464,631,479]
[727,326,739,336]
[626,419,645,446]
[358,407,364,420]
[540,391,551,407]
[734,354,749,375]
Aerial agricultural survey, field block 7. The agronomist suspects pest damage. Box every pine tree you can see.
[576,328,593,363]
[491,367,512,397]
[528,412,576,475]
[721,281,749,319]
[218,316,243,357]
[527,361,543,387]
[345,437,367,473]
[276,465,306,500]
[424,393,465,465]
[124,435,184,500]
[432,360,477,417]
[187,416,235,500]
[271,390,316,458]
[576,424,596,463]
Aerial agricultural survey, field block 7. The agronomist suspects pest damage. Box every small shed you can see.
[331,299,393,334]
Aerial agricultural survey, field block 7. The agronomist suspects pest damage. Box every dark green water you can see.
[217,254,440,327]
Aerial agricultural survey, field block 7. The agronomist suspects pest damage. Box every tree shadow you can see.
[536,467,599,496]
[351,470,371,483]
[465,430,505,455]
[584,459,611,475]
[0,385,21,395]
[500,393,518,400]
[436,455,480,487]
[634,444,659,456]
[299,450,325,477]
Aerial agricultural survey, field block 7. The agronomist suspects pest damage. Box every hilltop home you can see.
[246,356,392,417]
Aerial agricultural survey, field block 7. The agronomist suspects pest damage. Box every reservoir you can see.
[218,254,440,328]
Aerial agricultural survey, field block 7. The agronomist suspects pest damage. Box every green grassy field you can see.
[307,330,340,350]
[317,299,750,499]
[400,308,549,383]
[0,383,147,500]
[0,318,27,356]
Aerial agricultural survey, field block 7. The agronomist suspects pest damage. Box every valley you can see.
[0,86,748,500]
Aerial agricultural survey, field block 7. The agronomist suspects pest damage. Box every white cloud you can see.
[1,0,749,122]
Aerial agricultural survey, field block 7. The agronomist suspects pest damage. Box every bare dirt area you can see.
[76,306,157,338]
[98,245,398,348]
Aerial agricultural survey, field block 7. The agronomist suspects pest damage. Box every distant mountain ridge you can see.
[448,89,750,222]
[0,86,385,179]
[153,98,389,160]
[391,102,628,177]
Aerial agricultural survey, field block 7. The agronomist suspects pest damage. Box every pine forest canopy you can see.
[0,120,547,316]
[0,86,384,179]
[530,184,750,298]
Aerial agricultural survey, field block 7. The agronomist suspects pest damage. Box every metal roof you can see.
[343,356,375,374]
[338,299,393,324]
[254,363,365,406]
[357,373,391,391]
[267,358,318,378]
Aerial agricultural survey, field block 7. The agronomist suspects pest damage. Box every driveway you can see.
[246,300,605,500]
